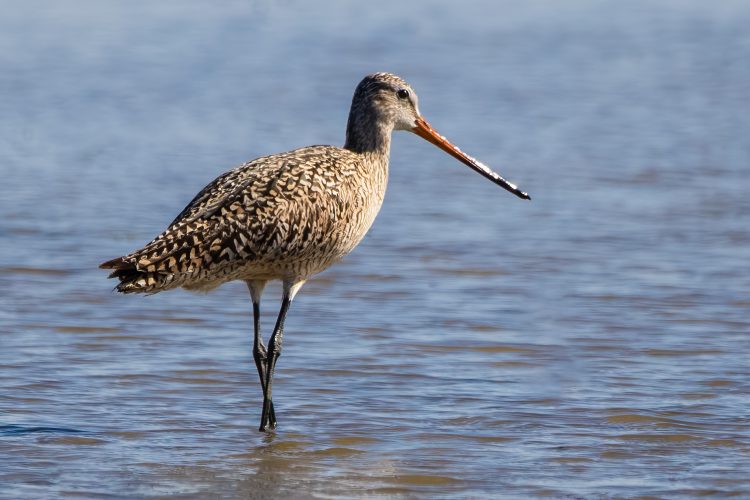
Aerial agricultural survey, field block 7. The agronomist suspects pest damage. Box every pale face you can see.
[391,86,421,131]
[368,81,421,131]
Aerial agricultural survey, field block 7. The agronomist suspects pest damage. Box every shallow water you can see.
[1,0,749,497]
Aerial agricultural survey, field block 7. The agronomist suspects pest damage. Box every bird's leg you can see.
[252,300,276,427]
[259,280,305,432]
[259,296,290,431]
[246,281,274,427]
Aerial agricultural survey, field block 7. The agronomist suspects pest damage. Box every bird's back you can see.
[101,145,388,293]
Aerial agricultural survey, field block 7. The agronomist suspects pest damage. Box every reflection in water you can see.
[1,0,750,497]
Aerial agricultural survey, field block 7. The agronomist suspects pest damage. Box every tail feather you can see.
[99,256,130,270]
[100,255,172,294]
[100,217,225,294]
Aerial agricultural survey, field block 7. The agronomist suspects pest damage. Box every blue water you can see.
[1,0,749,497]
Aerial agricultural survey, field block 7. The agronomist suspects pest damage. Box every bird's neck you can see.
[344,113,392,158]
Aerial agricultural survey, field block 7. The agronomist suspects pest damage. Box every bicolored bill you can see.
[412,117,530,200]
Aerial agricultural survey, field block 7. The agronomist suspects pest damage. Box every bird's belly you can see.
[239,185,384,282]
[253,220,376,280]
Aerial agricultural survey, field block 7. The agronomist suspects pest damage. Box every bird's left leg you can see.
[246,280,275,427]
[259,279,305,432]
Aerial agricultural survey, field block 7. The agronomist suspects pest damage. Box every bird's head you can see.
[347,72,530,200]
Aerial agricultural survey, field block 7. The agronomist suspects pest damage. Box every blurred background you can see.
[1,0,748,497]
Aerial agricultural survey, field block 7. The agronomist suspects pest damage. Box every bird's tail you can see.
[99,256,168,294]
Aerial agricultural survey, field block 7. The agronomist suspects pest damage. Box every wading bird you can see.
[101,72,530,431]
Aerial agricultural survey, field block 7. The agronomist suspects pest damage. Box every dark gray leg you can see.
[258,279,305,432]
[246,281,275,428]
[252,299,275,427]
[259,295,291,431]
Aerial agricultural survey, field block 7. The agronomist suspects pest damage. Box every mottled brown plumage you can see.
[101,145,388,293]
[101,72,529,432]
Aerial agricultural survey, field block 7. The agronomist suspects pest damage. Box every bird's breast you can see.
[234,150,389,280]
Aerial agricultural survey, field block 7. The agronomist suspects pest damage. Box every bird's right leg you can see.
[246,280,275,427]
[259,279,304,432]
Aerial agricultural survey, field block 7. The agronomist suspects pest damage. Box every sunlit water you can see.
[1,1,749,497]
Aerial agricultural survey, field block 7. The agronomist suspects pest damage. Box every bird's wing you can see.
[168,157,266,226]
[102,146,353,281]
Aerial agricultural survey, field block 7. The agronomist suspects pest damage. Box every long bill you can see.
[411,117,530,200]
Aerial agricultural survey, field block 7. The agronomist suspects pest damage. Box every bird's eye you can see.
[397,88,410,99]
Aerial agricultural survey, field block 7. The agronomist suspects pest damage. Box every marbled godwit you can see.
[101,72,530,431]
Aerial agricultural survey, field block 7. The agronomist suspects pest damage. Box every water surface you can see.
[1,0,749,497]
